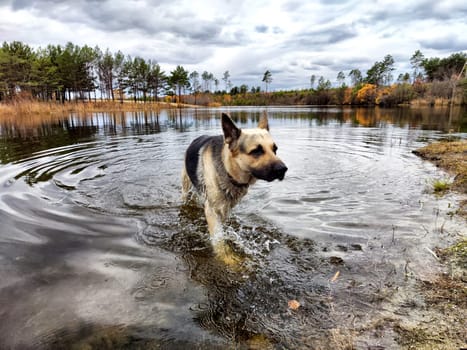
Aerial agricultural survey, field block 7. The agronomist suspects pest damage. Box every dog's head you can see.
[222,113,287,182]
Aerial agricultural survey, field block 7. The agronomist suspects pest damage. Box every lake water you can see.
[0,106,465,349]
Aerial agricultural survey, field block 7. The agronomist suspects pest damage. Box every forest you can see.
[0,41,466,107]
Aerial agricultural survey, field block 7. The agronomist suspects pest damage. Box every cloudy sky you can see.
[1,0,466,90]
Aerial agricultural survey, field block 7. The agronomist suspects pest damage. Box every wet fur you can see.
[182,113,287,235]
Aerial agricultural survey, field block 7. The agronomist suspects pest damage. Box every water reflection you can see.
[1,106,466,164]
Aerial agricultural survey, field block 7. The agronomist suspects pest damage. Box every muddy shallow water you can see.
[0,107,466,349]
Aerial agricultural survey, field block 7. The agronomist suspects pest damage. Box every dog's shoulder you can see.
[185,135,223,190]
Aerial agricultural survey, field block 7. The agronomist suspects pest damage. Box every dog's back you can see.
[185,135,221,192]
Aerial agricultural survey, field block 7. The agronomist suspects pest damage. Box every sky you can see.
[1,0,466,90]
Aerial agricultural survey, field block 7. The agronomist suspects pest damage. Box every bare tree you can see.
[262,70,272,92]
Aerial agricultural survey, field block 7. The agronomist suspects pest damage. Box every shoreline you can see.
[0,99,464,117]
[0,100,199,116]
[413,140,467,210]
[408,139,466,349]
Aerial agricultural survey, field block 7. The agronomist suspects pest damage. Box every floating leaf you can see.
[330,271,340,282]
[288,299,300,310]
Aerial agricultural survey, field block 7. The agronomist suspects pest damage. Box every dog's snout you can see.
[251,160,288,182]
[274,162,288,180]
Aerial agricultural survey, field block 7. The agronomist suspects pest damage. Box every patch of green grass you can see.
[432,178,451,194]
[446,239,467,257]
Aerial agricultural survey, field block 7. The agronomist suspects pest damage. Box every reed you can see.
[0,100,182,118]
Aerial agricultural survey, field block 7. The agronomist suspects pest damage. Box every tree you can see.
[410,50,425,82]
[94,48,125,101]
[239,84,248,94]
[422,52,467,81]
[366,62,382,85]
[230,86,239,95]
[366,54,395,86]
[80,45,98,100]
[97,48,115,100]
[44,44,66,102]
[201,71,214,92]
[397,73,410,83]
[189,70,201,104]
[262,70,272,92]
[317,76,331,90]
[121,55,138,102]
[54,43,98,101]
[113,51,125,102]
[137,57,151,102]
[169,65,190,103]
[0,41,35,99]
[348,69,362,86]
[250,86,260,93]
[31,47,59,101]
[381,54,395,85]
[336,71,346,87]
[122,56,152,102]
[310,74,316,89]
[222,70,231,91]
[148,61,166,102]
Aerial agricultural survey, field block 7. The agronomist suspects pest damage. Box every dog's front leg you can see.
[205,199,243,267]
[181,168,192,202]
[204,200,222,236]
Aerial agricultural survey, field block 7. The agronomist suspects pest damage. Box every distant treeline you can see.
[0,41,466,106]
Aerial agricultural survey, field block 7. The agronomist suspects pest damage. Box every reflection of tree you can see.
[1,108,466,165]
[0,121,97,163]
[0,111,166,163]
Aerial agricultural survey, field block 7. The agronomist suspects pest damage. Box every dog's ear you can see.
[222,113,241,147]
[258,112,269,131]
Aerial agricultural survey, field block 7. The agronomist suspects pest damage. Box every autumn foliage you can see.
[356,84,377,104]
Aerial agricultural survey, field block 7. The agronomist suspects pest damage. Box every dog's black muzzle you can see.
[253,161,288,182]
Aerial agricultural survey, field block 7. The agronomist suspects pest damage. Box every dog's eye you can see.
[249,145,264,157]
[272,144,278,154]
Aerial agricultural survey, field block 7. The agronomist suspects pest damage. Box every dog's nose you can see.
[274,162,288,180]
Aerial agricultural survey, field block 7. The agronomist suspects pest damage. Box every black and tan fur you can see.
[182,113,287,236]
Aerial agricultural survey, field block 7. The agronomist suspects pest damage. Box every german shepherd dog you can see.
[182,113,287,236]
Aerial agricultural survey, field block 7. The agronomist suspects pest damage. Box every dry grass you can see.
[0,100,187,118]
[413,140,467,194]
[393,269,467,349]
[406,141,467,349]
[393,322,465,350]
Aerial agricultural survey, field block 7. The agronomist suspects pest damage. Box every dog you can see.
[182,113,287,236]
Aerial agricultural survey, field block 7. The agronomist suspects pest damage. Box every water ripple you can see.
[0,110,465,348]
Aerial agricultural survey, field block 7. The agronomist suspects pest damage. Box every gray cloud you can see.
[0,0,466,90]
[420,36,467,52]
[286,25,358,50]
[272,26,283,34]
[281,1,304,12]
[6,0,235,46]
[255,25,268,33]
[363,0,467,27]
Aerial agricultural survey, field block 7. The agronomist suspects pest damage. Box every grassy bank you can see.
[413,140,467,196]
[409,139,467,349]
[0,100,190,117]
